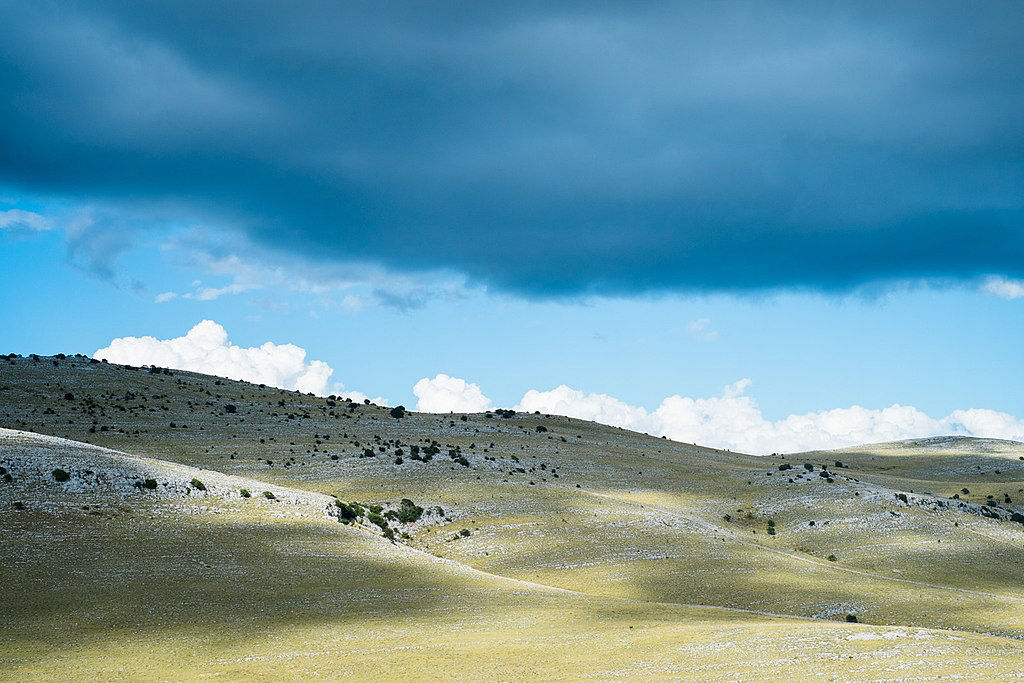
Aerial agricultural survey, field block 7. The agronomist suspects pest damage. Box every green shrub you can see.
[397,498,424,523]
[335,501,357,522]
[367,512,389,530]
[827,554,837,562]
[191,478,207,491]
[52,468,71,482]
[459,528,471,537]
[263,491,276,500]
[142,478,158,490]
[240,488,251,498]
[846,614,858,623]
[389,405,406,419]
[896,493,908,504]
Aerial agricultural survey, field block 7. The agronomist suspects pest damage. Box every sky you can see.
[1,1,1023,452]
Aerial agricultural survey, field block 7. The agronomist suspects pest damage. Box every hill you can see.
[2,354,1024,679]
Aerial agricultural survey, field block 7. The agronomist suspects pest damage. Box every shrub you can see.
[827,554,838,562]
[142,478,158,490]
[52,468,71,482]
[845,614,858,623]
[778,463,792,471]
[394,456,403,465]
[535,425,548,433]
[367,512,389,530]
[459,528,471,537]
[389,405,406,419]
[191,478,207,491]
[225,404,237,413]
[397,498,424,523]
[454,456,470,467]
[240,488,251,498]
[63,392,75,401]
[335,500,357,522]
[896,493,908,504]
[1011,512,1024,525]
[263,491,276,500]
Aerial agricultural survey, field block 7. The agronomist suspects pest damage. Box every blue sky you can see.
[1,2,1022,451]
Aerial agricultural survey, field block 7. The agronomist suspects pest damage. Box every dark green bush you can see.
[142,478,158,490]
[459,528,471,537]
[263,491,276,500]
[367,512,389,530]
[397,498,423,523]
[240,488,251,498]
[389,405,406,419]
[52,468,71,482]
[335,500,357,522]
[845,614,858,623]
[191,478,207,491]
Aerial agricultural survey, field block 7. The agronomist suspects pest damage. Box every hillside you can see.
[3,354,1024,679]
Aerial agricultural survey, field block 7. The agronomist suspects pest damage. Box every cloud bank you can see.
[413,374,493,413]
[516,380,1024,453]
[416,375,1024,453]
[94,320,337,396]
[1,2,1021,296]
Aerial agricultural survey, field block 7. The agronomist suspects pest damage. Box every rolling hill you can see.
[2,354,1024,679]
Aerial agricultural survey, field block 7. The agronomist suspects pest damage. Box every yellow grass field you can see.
[3,356,1024,679]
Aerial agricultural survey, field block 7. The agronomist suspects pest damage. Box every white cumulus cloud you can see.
[514,380,1024,453]
[413,373,493,413]
[94,320,340,396]
[983,276,1024,300]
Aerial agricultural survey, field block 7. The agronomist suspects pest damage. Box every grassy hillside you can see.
[2,354,1024,679]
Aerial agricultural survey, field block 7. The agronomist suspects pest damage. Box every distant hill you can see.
[3,354,1024,679]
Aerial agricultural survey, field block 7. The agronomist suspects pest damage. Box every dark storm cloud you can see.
[1,1,1022,295]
